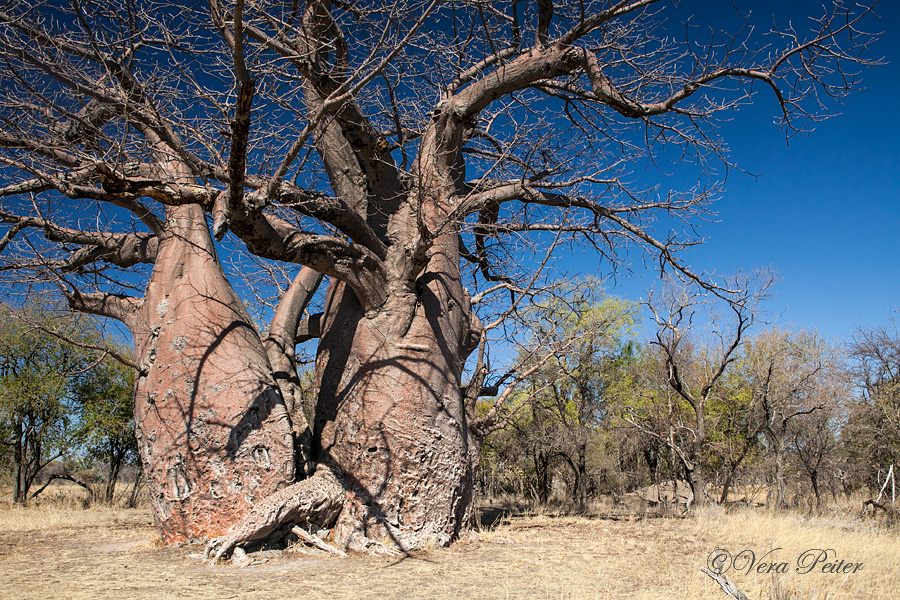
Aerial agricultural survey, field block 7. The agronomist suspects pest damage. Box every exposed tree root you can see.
[333,495,405,557]
[204,468,345,563]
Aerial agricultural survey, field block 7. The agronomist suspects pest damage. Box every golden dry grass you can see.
[687,506,899,600]
[0,494,896,600]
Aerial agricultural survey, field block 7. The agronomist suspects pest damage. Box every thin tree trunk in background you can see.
[105,443,124,504]
[810,470,821,508]
[773,443,787,509]
[12,422,23,504]
[685,464,706,507]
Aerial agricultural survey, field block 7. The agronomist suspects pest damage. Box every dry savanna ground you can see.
[1,486,898,600]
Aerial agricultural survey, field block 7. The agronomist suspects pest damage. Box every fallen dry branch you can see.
[863,499,897,517]
[291,525,348,558]
[29,474,94,502]
[700,567,750,600]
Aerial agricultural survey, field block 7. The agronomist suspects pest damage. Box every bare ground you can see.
[1,505,897,600]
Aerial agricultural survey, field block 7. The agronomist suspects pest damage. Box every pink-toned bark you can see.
[130,204,295,542]
[315,278,477,550]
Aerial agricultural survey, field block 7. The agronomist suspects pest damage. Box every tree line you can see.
[0,302,137,505]
[4,277,898,517]
[5,275,899,515]
[479,278,900,511]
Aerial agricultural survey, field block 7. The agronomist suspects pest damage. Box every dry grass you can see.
[0,502,146,533]
[0,491,897,600]
[689,505,899,600]
[0,478,149,512]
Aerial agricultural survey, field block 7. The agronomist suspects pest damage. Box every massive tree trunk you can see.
[129,195,483,555]
[313,231,479,551]
[129,205,297,542]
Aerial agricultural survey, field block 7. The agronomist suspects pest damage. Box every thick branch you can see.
[264,266,323,475]
[228,209,388,311]
[297,313,323,343]
[0,209,158,268]
[63,288,142,327]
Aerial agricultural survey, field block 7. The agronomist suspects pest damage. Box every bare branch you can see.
[63,287,142,327]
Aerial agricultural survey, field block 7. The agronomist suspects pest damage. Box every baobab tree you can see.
[0,0,878,557]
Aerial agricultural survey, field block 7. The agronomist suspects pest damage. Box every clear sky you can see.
[574,0,900,344]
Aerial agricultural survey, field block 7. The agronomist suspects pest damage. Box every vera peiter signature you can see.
[707,548,864,576]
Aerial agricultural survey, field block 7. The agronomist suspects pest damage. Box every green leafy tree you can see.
[834,318,900,496]
[741,328,846,509]
[848,317,900,489]
[631,275,770,505]
[704,370,763,504]
[74,355,137,504]
[484,282,638,505]
[791,404,841,509]
[0,303,95,502]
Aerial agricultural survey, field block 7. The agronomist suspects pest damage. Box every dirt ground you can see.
[1,506,897,600]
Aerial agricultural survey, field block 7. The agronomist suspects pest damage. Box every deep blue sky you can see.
[573,0,900,343]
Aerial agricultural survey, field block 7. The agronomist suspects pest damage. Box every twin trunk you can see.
[128,205,477,549]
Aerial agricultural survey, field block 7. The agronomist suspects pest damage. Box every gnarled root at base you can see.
[333,496,405,557]
[204,467,345,563]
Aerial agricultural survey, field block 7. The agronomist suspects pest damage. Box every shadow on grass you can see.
[477,505,518,529]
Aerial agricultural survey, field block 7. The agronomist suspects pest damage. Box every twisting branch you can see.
[226,208,388,312]
[0,208,159,269]
[28,322,142,373]
[472,334,580,438]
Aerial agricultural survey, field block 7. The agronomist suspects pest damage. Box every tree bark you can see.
[314,263,478,551]
[810,470,821,509]
[685,463,706,507]
[534,450,551,503]
[576,444,588,508]
[772,440,787,509]
[129,204,297,542]
[105,443,125,504]
[12,421,23,504]
[720,469,736,504]
[686,420,708,506]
